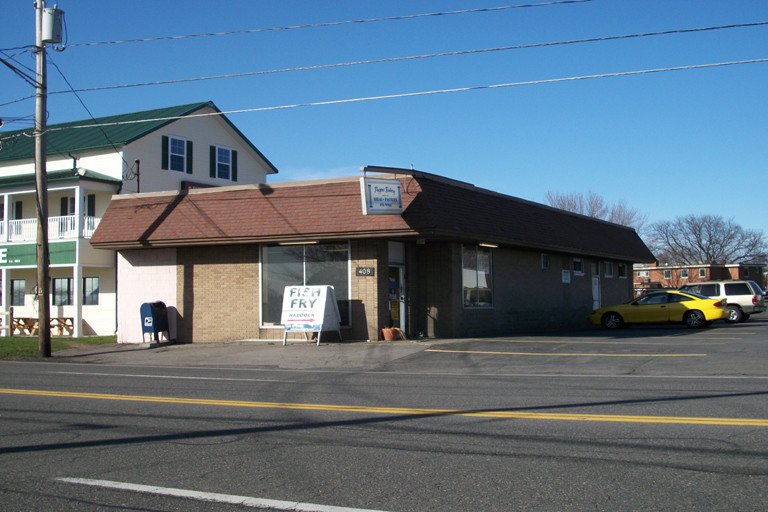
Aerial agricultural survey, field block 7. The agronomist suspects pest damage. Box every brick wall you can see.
[176,244,260,343]
[350,239,387,341]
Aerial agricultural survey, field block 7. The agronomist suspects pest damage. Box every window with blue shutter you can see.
[210,146,237,181]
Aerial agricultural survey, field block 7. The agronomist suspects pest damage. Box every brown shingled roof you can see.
[90,173,655,262]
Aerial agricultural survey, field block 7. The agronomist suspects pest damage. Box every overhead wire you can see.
[61,1,592,48]
[35,21,768,98]
[47,56,138,176]
[41,57,768,133]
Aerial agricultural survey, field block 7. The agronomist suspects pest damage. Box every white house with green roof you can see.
[0,101,277,337]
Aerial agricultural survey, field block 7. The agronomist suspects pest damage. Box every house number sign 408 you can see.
[355,267,375,276]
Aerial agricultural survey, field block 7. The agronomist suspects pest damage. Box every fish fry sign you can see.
[280,286,341,345]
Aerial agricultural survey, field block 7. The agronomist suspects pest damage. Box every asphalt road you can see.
[1,318,768,511]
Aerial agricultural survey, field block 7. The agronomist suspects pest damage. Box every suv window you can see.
[699,283,720,296]
[747,281,764,296]
[724,283,752,295]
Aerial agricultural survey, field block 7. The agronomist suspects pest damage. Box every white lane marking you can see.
[57,477,390,512]
[48,371,292,383]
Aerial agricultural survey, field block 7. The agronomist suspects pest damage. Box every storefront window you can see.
[463,245,493,307]
[261,243,349,325]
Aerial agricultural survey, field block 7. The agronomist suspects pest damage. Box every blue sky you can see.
[2,0,766,236]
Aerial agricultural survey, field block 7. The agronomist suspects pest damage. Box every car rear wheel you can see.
[725,305,743,323]
[601,312,624,329]
[684,310,707,328]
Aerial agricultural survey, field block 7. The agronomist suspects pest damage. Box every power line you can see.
[48,56,134,174]
[4,18,765,108]
[62,1,592,48]
[1,53,39,88]
[41,57,768,133]
[37,21,768,98]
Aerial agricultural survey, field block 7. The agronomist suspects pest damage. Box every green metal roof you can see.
[0,168,122,190]
[0,101,278,174]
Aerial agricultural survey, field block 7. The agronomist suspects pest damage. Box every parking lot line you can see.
[477,339,726,345]
[425,349,707,357]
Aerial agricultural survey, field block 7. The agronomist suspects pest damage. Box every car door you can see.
[626,293,670,323]
[665,293,693,322]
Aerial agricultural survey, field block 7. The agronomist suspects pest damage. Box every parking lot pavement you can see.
[52,339,433,370]
[49,317,768,375]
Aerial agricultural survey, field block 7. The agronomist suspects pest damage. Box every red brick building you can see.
[633,262,766,295]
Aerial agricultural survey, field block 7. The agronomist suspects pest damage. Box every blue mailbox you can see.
[140,301,169,342]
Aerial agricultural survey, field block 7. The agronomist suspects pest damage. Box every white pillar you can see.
[1,194,7,242]
[1,268,8,337]
[73,263,82,337]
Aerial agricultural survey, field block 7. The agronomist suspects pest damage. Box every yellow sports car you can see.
[589,290,729,329]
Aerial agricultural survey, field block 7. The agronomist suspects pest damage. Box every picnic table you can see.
[11,317,74,336]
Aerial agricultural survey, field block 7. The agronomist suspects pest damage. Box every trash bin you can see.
[140,301,169,342]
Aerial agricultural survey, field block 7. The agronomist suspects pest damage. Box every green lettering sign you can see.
[0,242,76,267]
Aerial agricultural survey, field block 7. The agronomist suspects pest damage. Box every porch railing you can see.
[3,216,101,242]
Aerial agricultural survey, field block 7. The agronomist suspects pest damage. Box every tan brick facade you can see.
[176,245,262,343]
[140,240,638,343]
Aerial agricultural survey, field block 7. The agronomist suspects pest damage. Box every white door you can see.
[592,275,601,310]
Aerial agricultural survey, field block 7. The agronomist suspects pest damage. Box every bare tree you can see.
[647,214,767,264]
[545,190,647,232]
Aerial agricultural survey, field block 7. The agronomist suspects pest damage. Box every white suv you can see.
[679,280,765,323]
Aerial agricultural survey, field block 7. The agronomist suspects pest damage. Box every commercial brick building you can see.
[91,167,655,343]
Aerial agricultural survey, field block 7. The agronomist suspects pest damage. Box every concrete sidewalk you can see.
[52,339,434,370]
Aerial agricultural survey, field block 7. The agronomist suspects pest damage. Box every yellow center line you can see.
[2,388,766,426]
[425,349,707,357]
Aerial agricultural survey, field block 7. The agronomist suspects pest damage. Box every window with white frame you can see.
[162,136,192,174]
[604,262,614,278]
[83,277,99,306]
[169,137,187,172]
[11,279,25,306]
[60,196,75,216]
[637,270,649,278]
[463,245,493,308]
[573,258,584,276]
[618,263,628,278]
[210,146,238,182]
[699,268,706,278]
[663,269,672,280]
[52,277,73,306]
[681,269,689,279]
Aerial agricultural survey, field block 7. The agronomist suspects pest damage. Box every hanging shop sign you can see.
[0,241,76,267]
[280,285,342,345]
[360,177,403,215]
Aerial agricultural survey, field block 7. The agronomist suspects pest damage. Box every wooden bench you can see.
[11,317,74,336]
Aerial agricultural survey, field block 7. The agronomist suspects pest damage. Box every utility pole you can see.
[34,1,51,358]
